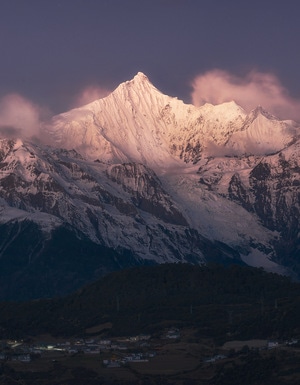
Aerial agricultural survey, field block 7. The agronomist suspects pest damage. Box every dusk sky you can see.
[1,0,300,121]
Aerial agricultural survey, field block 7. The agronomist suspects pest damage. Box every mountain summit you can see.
[0,73,299,299]
[46,73,298,170]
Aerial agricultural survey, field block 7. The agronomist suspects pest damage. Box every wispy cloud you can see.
[0,85,111,144]
[0,93,51,140]
[71,85,111,108]
[191,69,300,121]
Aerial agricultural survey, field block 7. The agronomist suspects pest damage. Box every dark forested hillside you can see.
[0,264,299,341]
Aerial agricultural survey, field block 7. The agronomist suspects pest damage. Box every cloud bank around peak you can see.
[191,69,300,121]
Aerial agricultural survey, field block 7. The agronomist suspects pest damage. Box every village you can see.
[0,329,179,366]
[0,327,298,370]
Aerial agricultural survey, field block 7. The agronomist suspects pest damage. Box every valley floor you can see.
[1,327,300,385]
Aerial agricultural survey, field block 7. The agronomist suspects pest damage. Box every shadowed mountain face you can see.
[0,73,299,299]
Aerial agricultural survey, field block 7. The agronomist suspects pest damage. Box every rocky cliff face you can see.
[226,142,300,271]
[106,163,188,226]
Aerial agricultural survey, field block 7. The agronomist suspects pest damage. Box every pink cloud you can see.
[72,85,111,108]
[0,94,48,139]
[191,69,300,121]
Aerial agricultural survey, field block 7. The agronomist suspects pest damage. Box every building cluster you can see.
[0,333,158,365]
[0,331,297,367]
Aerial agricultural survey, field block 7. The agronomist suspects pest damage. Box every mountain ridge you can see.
[45,72,299,170]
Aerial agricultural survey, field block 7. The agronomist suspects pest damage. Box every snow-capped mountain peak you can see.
[112,71,163,102]
[0,72,299,299]
[127,71,151,85]
[45,72,299,169]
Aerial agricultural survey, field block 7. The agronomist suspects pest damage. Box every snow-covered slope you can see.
[0,72,299,299]
[225,107,298,155]
[0,138,248,299]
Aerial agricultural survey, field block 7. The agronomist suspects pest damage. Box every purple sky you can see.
[1,0,300,117]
